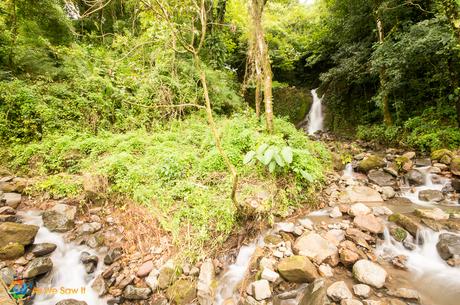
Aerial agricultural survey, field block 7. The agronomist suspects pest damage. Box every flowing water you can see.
[307,89,324,135]
[20,211,106,305]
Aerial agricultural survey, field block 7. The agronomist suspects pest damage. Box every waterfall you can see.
[307,89,324,135]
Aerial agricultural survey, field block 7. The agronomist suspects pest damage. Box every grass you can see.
[4,112,330,261]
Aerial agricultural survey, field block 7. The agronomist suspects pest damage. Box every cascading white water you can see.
[377,228,460,305]
[20,211,106,305]
[307,89,324,135]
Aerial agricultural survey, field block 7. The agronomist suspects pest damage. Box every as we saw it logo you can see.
[7,278,35,304]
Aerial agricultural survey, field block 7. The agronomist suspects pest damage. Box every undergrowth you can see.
[5,113,330,260]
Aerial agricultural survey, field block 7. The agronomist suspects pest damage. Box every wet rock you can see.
[395,156,413,172]
[357,156,386,173]
[298,279,327,305]
[353,214,384,234]
[387,288,419,300]
[0,222,39,248]
[107,297,124,305]
[388,214,420,237]
[275,222,295,233]
[339,248,360,266]
[91,275,107,296]
[123,285,152,300]
[341,186,383,203]
[166,279,196,304]
[327,281,352,301]
[197,259,214,305]
[345,228,373,249]
[0,214,19,223]
[385,197,412,206]
[415,158,431,167]
[451,157,460,176]
[418,190,443,202]
[86,234,104,248]
[24,257,53,278]
[31,243,57,257]
[80,252,98,274]
[405,169,425,186]
[353,284,371,298]
[368,170,395,187]
[42,203,77,232]
[136,260,154,278]
[251,279,271,300]
[349,203,371,217]
[389,227,407,242]
[0,243,24,260]
[104,247,123,265]
[380,187,395,200]
[436,233,460,260]
[414,208,449,221]
[293,233,338,264]
[78,222,102,235]
[55,300,88,305]
[277,255,319,283]
[1,193,21,208]
[352,260,387,288]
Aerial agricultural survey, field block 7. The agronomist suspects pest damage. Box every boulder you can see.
[415,158,431,167]
[91,275,107,296]
[0,222,39,248]
[42,204,77,232]
[352,260,387,288]
[405,169,425,186]
[389,227,407,242]
[418,190,443,202]
[341,186,383,204]
[158,260,177,289]
[197,259,214,305]
[31,243,57,257]
[436,233,460,260]
[357,156,386,173]
[251,280,271,300]
[353,284,371,298]
[380,187,395,200]
[431,149,453,161]
[278,256,319,283]
[56,300,88,305]
[293,233,338,264]
[451,157,460,176]
[23,257,53,278]
[166,279,196,305]
[388,214,420,237]
[104,247,123,265]
[0,178,27,193]
[368,170,395,187]
[1,193,21,208]
[123,285,152,300]
[298,279,327,305]
[0,243,24,260]
[414,208,449,221]
[327,281,352,301]
[349,203,371,217]
[353,215,384,234]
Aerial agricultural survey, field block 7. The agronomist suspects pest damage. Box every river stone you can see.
[436,233,460,260]
[1,266,15,285]
[0,177,27,193]
[78,222,102,235]
[2,193,21,208]
[251,279,271,300]
[352,260,387,288]
[357,156,386,173]
[293,233,338,264]
[386,197,413,206]
[349,203,371,217]
[104,247,123,265]
[380,187,395,200]
[0,243,24,260]
[388,214,420,237]
[0,206,15,215]
[431,149,452,161]
[415,158,431,167]
[24,257,53,278]
[56,300,88,305]
[451,157,460,176]
[0,222,39,248]
[42,203,77,232]
[123,285,152,300]
[145,269,159,291]
[298,218,314,230]
[341,186,383,204]
[136,260,154,278]
[368,170,395,187]
[388,288,420,300]
[197,258,214,305]
[278,256,319,283]
[158,260,177,289]
[353,284,371,298]
[414,208,449,221]
[405,169,425,186]
[298,279,327,305]
[31,243,57,257]
[166,279,196,305]
[353,214,384,234]
[389,227,408,242]
[372,206,393,216]
[91,275,107,296]
[418,190,443,202]
[327,281,352,301]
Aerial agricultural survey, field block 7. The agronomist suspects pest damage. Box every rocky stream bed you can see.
[1,142,460,305]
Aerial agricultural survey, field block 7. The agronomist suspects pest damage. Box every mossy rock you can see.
[0,243,25,260]
[166,279,196,305]
[264,234,283,245]
[0,222,39,248]
[277,255,319,283]
[450,157,460,176]
[431,149,453,161]
[357,155,386,173]
[389,227,407,242]
[388,213,420,237]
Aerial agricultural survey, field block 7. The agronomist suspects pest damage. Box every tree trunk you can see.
[376,15,393,126]
[8,0,17,69]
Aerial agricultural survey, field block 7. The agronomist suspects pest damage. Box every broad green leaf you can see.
[257,143,269,155]
[301,170,313,182]
[263,147,275,165]
[274,152,285,167]
[243,151,256,165]
[268,160,276,173]
[281,146,293,164]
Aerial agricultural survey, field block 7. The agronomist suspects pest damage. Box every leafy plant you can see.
[244,143,294,173]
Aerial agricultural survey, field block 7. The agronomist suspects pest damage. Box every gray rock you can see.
[380,187,396,200]
[24,257,53,278]
[418,190,443,202]
[91,275,107,296]
[104,247,123,265]
[353,284,371,298]
[1,267,15,285]
[145,269,159,291]
[368,170,395,187]
[80,252,98,274]
[123,285,152,300]
[78,222,102,235]
[0,206,16,215]
[436,233,460,260]
[405,169,425,186]
[327,281,352,301]
[55,299,88,305]
[31,243,57,257]
[298,279,327,305]
[251,279,271,300]
[42,204,77,232]
[352,260,387,288]
[415,158,431,167]
[451,178,460,192]
[261,268,280,282]
[197,259,215,305]
[2,193,21,208]
[294,233,338,264]
[0,222,39,248]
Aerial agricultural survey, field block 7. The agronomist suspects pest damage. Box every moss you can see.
[357,155,385,173]
[430,149,453,161]
[390,227,407,242]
